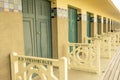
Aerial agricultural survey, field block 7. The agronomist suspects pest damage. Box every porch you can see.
[10,32,120,80]
[1,0,120,80]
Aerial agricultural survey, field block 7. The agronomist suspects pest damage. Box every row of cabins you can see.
[0,0,120,80]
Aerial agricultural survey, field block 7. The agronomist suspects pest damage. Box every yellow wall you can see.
[56,0,68,9]
[0,12,24,80]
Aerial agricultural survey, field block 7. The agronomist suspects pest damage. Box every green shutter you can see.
[103,18,106,33]
[68,7,78,43]
[97,16,101,35]
[87,13,92,43]
[87,12,91,37]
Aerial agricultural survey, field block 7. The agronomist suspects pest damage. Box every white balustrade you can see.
[110,32,119,51]
[65,39,100,73]
[100,34,111,58]
[115,32,120,46]
[64,31,120,73]
[118,33,120,44]
[10,52,68,80]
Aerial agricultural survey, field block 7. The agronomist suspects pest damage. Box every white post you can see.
[59,57,68,80]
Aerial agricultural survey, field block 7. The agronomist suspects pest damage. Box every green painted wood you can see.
[108,19,110,32]
[22,0,52,58]
[87,12,91,43]
[103,18,106,33]
[68,7,78,43]
[87,12,91,37]
[23,18,35,56]
[22,0,35,56]
[97,16,101,35]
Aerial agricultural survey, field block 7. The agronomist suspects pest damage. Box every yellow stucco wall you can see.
[0,12,24,80]
[56,0,68,9]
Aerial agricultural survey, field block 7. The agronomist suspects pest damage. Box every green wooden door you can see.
[22,0,52,58]
[87,13,91,43]
[103,18,106,33]
[97,16,101,35]
[87,13,91,37]
[68,7,78,43]
[108,19,110,32]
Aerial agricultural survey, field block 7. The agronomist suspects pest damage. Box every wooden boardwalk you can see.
[102,47,120,80]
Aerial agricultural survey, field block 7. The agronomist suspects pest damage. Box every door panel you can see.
[35,0,51,19]
[23,18,35,56]
[36,20,52,58]
[22,0,35,15]
[22,0,35,56]
[68,7,78,43]
[35,0,52,58]
[40,22,48,57]
[22,0,52,58]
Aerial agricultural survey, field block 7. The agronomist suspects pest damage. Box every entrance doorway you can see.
[22,0,52,58]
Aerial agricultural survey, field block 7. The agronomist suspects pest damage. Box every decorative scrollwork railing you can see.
[10,52,68,80]
[99,34,111,58]
[110,33,117,51]
[65,39,100,73]
[118,32,120,44]
[112,32,120,46]
[96,32,120,58]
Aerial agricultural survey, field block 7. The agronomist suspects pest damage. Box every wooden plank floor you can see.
[102,47,120,80]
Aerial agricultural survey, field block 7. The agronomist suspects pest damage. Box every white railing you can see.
[113,32,120,46]
[96,32,120,58]
[106,32,120,52]
[118,32,120,44]
[65,39,100,73]
[64,32,120,74]
[10,52,68,80]
[111,33,117,51]
[100,34,111,58]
